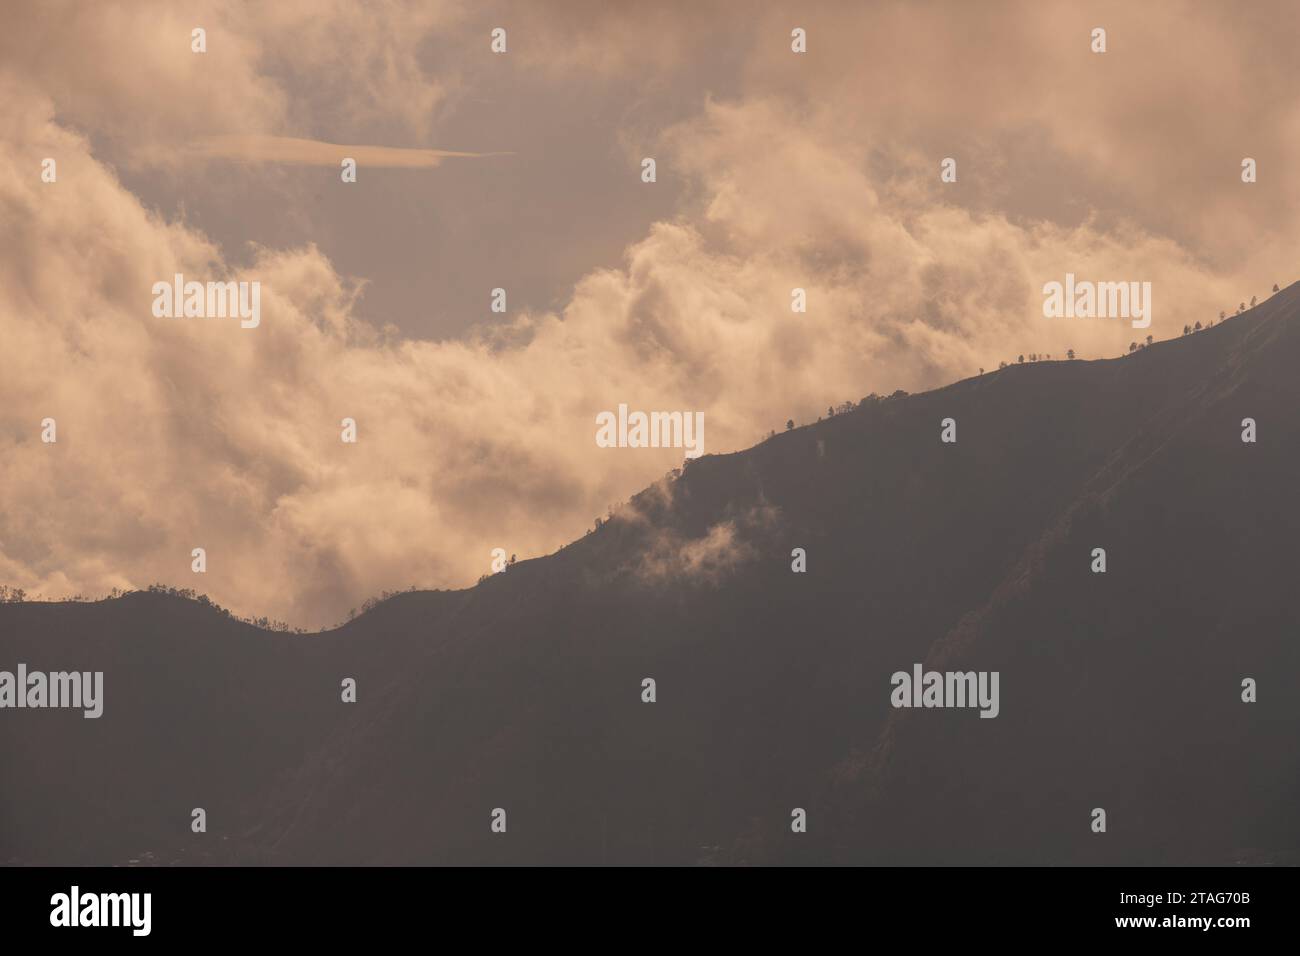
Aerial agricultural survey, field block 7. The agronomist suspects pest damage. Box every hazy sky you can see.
[2,1,1296,626]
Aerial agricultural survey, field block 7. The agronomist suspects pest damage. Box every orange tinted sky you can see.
[1,1,1295,625]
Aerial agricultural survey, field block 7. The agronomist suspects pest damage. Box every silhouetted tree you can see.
[1219,311,1226,321]
[1194,320,1202,330]
[827,406,834,418]
[1273,283,1280,293]
[1250,295,1257,307]
[1128,342,1137,353]
[785,419,794,431]
[999,361,1007,369]
[1066,348,1075,360]
[1017,354,1024,364]
[1145,334,1153,346]
[978,367,984,375]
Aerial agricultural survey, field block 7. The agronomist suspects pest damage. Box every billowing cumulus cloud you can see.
[1,2,1292,626]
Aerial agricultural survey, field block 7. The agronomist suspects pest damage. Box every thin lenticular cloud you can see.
[183,134,510,167]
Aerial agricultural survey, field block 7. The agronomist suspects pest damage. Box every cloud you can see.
[180,134,509,168]
[733,0,1300,281]
[0,0,461,165]
[1,3,1292,628]
[625,494,780,587]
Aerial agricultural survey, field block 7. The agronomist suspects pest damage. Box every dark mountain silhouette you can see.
[4,286,1300,866]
